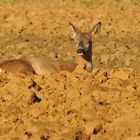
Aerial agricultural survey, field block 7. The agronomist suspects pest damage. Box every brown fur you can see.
[23,57,77,75]
[0,59,35,74]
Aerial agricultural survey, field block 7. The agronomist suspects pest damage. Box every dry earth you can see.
[0,0,140,140]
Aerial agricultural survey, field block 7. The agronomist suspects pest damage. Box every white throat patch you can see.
[85,62,93,72]
[86,62,92,68]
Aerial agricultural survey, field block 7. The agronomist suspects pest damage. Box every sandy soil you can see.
[0,0,140,139]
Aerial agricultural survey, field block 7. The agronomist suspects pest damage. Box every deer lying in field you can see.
[0,22,101,75]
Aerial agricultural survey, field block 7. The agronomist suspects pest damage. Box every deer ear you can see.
[91,22,102,36]
[69,22,80,40]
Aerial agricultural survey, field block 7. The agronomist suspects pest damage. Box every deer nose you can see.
[77,47,86,55]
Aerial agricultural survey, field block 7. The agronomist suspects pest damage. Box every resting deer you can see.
[0,22,101,75]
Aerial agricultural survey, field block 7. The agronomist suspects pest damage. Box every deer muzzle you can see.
[77,47,86,55]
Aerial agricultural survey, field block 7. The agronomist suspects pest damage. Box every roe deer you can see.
[0,22,101,75]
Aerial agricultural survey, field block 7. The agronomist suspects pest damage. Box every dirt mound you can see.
[1,69,140,140]
[0,1,140,140]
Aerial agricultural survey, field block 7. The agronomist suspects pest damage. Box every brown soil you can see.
[0,1,140,140]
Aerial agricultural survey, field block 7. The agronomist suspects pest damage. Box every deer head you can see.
[69,21,102,72]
